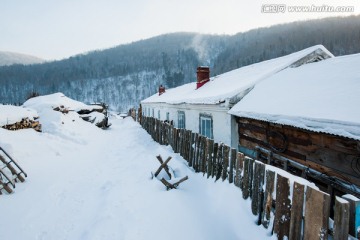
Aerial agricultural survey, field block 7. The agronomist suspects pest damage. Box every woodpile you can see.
[1,117,41,132]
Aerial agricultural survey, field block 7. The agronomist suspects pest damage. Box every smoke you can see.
[190,34,210,65]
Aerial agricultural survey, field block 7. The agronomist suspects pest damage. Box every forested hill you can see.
[0,15,359,111]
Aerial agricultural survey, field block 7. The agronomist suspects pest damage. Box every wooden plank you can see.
[194,133,200,172]
[304,187,330,240]
[207,139,214,178]
[289,182,305,240]
[261,169,275,228]
[234,152,244,188]
[201,137,207,173]
[342,195,360,238]
[229,148,236,184]
[215,144,223,181]
[242,157,250,199]
[273,174,291,240]
[222,145,230,181]
[251,161,265,216]
[248,157,254,198]
[189,132,195,167]
[211,143,218,178]
[333,197,350,240]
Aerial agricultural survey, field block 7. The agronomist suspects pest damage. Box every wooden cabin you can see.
[229,53,360,194]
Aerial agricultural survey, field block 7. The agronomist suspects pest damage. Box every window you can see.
[199,114,213,139]
[158,110,160,119]
[178,111,185,129]
[152,109,154,117]
[147,108,150,116]
[166,112,170,122]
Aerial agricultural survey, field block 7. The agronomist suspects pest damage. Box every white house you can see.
[141,45,333,148]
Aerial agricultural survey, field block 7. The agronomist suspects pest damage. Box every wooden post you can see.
[229,148,236,184]
[248,157,254,198]
[333,196,350,240]
[206,139,214,178]
[242,157,250,199]
[222,145,230,181]
[193,133,199,171]
[289,182,305,240]
[342,194,360,238]
[211,142,218,178]
[274,174,291,240]
[261,169,275,229]
[304,187,330,240]
[200,137,207,173]
[189,132,195,167]
[251,161,265,216]
[235,152,244,189]
[215,144,223,181]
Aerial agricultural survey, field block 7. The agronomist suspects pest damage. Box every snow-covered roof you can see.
[0,105,38,126]
[142,45,333,105]
[228,53,360,140]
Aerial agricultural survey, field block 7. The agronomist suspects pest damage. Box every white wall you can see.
[142,102,238,148]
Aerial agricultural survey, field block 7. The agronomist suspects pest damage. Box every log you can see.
[289,182,305,240]
[160,176,189,190]
[273,174,291,240]
[155,155,172,179]
[154,156,172,178]
[304,187,330,240]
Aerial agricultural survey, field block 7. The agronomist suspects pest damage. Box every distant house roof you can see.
[228,53,360,140]
[142,45,333,105]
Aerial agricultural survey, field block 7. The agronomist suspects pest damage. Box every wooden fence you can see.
[141,116,358,239]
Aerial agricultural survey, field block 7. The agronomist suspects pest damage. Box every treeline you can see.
[0,15,359,111]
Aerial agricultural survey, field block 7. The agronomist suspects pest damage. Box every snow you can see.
[335,196,349,204]
[0,104,38,126]
[342,194,360,201]
[0,95,279,240]
[142,45,333,105]
[229,53,360,140]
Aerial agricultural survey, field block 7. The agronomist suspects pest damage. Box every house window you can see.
[152,109,154,117]
[166,112,170,122]
[158,110,160,119]
[147,108,150,116]
[178,111,185,129]
[199,114,213,139]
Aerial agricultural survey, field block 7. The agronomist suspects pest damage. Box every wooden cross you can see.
[154,155,172,179]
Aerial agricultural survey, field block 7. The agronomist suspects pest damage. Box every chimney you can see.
[196,66,210,89]
[159,85,165,95]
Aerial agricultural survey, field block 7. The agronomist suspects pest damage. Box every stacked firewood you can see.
[1,117,41,132]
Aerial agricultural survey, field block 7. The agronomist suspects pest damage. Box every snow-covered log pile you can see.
[23,93,111,129]
[0,105,41,132]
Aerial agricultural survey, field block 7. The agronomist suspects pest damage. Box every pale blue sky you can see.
[1,0,359,60]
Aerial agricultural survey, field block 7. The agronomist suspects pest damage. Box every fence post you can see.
[215,143,223,181]
[333,197,350,240]
[206,139,214,178]
[222,145,230,181]
[211,143,218,178]
[261,169,275,228]
[229,148,236,184]
[343,194,360,238]
[235,152,244,189]
[274,174,291,240]
[304,187,330,240]
[289,182,305,240]
[242,157,250,199]
[189,132,195,167]
[251,161,265,217]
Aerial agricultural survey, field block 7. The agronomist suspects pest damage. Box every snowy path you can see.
[0,117,274,240]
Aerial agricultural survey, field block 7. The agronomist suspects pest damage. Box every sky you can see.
[1,0,359,60]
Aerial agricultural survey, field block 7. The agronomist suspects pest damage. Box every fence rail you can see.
[140,116,358,239]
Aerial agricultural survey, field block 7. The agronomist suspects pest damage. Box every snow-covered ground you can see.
[0,99,276,239]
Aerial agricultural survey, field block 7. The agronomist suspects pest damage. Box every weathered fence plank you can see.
[229,148,236,184]
[274,174,291,240]
[215,144,223,181]
[242,157,250,199]
[222,145,230,181]
[261,169,275,228]
[342,194,360,238]
[289,182,305,240]
[304,187,330,240]
[248,157,254,198]
[200,137,207,173]
[251,161,265,216]
[211,142,218,178]
[333,197,350,240]
[206,139,214,178]
[235,152,244,189]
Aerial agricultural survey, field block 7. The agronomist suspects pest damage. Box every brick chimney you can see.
[196,66,210,89]
[159,85,165,95]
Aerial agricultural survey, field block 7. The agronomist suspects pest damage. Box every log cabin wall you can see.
[236,117,360,188]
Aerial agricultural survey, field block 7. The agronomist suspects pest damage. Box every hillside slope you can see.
[0,51,44,66]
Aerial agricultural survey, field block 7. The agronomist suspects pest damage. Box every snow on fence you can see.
[140,116,358,239]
